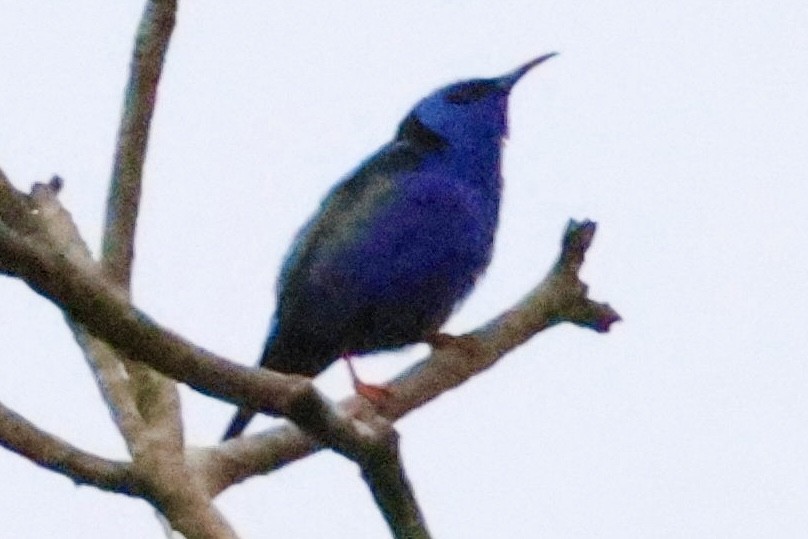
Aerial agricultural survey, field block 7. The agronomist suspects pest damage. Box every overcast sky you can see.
[1,1,807,537]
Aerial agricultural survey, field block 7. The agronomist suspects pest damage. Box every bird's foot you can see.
[353,380,393,402]
[344,356,393,404]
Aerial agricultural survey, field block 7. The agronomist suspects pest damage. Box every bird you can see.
[223,53,557,440]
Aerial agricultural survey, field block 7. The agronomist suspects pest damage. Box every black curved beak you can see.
[496,52,559,91]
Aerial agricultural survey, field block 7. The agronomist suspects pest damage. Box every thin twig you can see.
[0,399,136,494]
[30,177,151,450]
[101,0,184,458]
[102,0,176,289]
[358,426,431,538]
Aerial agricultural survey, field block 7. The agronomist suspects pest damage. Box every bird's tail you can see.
[221,333,283,441]
[221,331,299,441]
[222,406,256,440]
[221,330,334,441]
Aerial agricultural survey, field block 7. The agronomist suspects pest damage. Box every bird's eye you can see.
[445,82,495,104]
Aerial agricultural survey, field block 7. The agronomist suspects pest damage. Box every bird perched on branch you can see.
[223,53,557,439]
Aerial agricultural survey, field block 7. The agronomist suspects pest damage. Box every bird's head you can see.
[402,53,557,149]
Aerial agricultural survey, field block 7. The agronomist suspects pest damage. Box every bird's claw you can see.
[353,381,394,403]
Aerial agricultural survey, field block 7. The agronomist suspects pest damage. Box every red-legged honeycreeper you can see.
[223,53,557,439]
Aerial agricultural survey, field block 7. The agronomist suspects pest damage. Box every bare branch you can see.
[96,0,185,456]
[357,422,431,538]
[2,174,235,539]
[30,177,152,449]
[0,198,439,534]
[102,0,176,289]
[3,1,437,534]
[0,167,43,243]
[0,399,136,494]
[72,332,148,449]
[102,0,185,457]
[200,219,620,494]
[1,170,229,535]
[156,493,238,539]
[0,213,405,456]
[0,175,149,449]
[194,424,317,491]
[134,446,239,539]
[6,162,619,530]
[383,220,620,418]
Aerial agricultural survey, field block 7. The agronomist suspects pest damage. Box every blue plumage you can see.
[223,53,556,439]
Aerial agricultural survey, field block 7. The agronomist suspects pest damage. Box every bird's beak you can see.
[496,52,558,91]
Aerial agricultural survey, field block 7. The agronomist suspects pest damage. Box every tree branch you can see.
[199,220,620,495]
[4,154,618,537]
[101,0,185,460]
[358,424,431,538]
[1,3,216,532]
[1,174,436,535]
[102,0,176,289]
[2,210,431,535]
[0,179,245,538]
[0,2,620,531]
[1,0,437,533]
[29,177,152,452]
[0,207,405,458]
[0,399,136,495]
[382,220,619,419]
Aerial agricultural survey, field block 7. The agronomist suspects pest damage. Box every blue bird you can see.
[223,53,557,439]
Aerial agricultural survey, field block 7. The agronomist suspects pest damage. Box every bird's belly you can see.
[311,193,495,352]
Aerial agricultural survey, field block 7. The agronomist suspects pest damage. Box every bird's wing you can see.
[283,148,492,310]
[276,141,419,298]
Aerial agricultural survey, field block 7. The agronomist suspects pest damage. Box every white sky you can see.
[1,1,807,537]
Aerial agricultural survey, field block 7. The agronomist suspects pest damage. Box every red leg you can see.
[344,356,392,402]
